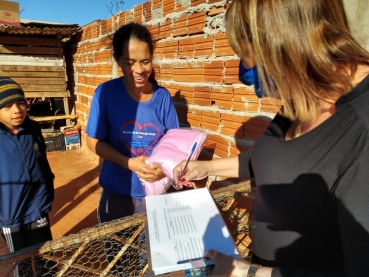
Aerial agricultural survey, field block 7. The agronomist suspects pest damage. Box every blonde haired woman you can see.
[174,0,369,276]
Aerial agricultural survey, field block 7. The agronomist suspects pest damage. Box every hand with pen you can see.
[173,159,211,189]
[173,154,240,189]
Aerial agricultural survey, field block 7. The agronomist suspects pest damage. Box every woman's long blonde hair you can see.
[226,0,369,122]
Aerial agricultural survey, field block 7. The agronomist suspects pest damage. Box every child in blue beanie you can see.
[0,76,56,276]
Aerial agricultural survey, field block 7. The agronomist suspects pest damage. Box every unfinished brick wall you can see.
[69,0,281,186]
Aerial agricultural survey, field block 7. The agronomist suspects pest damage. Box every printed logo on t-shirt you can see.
[120,120,160,156]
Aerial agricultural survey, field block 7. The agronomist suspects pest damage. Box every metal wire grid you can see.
[0,181,253,277]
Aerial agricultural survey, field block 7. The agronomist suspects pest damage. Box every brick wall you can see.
[69,0,282,187]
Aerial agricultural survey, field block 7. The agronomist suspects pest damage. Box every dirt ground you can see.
[0,146,102,256]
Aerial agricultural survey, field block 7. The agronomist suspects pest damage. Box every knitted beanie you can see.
[0,76,26,109]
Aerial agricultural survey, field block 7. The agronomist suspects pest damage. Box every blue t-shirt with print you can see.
[86,77,179,199]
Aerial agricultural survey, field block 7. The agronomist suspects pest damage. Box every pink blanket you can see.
[141,128,207,195]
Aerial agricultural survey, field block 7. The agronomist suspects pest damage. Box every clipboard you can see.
[144,188,240,276]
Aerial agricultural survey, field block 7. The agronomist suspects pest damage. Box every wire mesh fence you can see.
[0,181,253,277]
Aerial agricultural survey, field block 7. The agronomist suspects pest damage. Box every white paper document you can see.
[144,188,240,276]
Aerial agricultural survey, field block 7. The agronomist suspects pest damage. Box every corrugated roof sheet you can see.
[0,20,81,38]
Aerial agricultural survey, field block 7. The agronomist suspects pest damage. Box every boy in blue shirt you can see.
[0,77,56,276]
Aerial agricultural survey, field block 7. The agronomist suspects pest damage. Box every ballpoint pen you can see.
[174,142,197,190]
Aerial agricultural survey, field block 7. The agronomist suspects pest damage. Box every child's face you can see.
[0,100,27,131]
[115,38,153,91]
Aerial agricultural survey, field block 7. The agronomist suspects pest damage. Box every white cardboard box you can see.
[0,1,20,26]
[61,126,81,150]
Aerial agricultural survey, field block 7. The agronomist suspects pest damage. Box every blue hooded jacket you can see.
[0,116,54,227]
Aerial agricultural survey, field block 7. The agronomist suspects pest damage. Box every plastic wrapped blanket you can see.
[141,128,207,195]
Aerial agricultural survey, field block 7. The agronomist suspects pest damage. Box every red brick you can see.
[152,63,161,80]
[212,99,232,109]
[193,35,213,58]
[193,93,211,105]
[100,20,108,36]
[221,119,244,130]
[173,63,188,82]
[233,86,257,96]
[187,111,201,121]
[194,98,212,106]
[165,83,180,101]
[214,33,235,56]
[105,17,116,34]
[78,95,88,105]
[119,12,126,26]
[148,24,160,41]
[220,126,243,139]
[211,86,233,101]
[187,61,204,82]
[233,93,260,104]
[205,135,229,151]
[188,12,206,35]
[204,61,224,83]
[143,1,152,22]
[159,20,172,39]
[154,41,165,59]
[160,63,174,81]
[201,114,220,125]
[224,59,240,84]
[208,0,222,4]
[208,6,226,16]
[221,113,244,122]
[191,0,207,7]
[194,86,211,98]
[260,104,281,113]
[133,4,143,23]
[152,0,162,9]
[99,37,113,50]
[214,148,229,158]
[204,136,228,153]
[164,40,178,58]
[232,102,259,112]
[187,118,201,128]
[173,14,188,37]
[201,109,220,118]
[178,37,194,59]
[163,0,175,17]
[179,86,194,104]
[201,121,219,132]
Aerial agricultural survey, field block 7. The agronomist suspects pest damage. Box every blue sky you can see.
[17,0,146,26]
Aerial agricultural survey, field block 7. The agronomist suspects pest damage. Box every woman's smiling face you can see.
[116,38,153,91]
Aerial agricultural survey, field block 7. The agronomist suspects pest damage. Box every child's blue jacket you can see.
[0,116,54,227]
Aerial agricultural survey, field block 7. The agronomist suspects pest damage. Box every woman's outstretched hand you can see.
[173,160,211,189]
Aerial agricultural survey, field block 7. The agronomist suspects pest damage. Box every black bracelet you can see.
[247,263,262,277]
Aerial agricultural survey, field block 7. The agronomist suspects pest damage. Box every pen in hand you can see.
[174,142,197,190]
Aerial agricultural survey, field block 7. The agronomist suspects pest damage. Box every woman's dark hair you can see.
[113,22,157,84]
